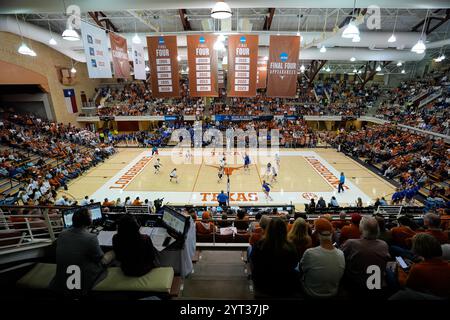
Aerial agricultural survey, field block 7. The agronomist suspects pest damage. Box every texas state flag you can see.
[63,89,78,113]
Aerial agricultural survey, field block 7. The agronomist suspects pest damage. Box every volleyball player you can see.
[275,152,281,168]
[262,180,273,201]
[169,168,179,183]
[217,166,224,183]
[271,165,278,183]
[244,153,250,172]
[265,162,272,179]
[153,158,162,174]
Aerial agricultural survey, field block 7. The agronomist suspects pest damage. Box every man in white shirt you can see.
[80,196,90,206]
[300,218,345,298]
[55,196,70,206]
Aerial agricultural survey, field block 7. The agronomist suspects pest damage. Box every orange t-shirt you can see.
[404,259,450,297]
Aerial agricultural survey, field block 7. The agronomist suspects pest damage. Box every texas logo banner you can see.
[227,34,258,97]
[187,35,218,97]
[256,56,268,89]
[109,32,130,79]
[266,35,300,97]
[147,36,180,98]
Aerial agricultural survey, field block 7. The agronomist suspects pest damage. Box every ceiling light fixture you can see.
[376,65,381,72]
[401,69,405,74]
[388,9,398,43]
[62,26,80,41]
[396,61,402,67]
[16,14,36,56]
[132,21,141,44]
[211,1,232,20]
[300,64,305,73]
[320,45,327,53]
[411,10,428,54]
[47,20,57,46]
[350,56,356,62]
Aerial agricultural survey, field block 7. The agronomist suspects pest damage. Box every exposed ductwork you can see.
[2,1,450,14]
[0,15,86,62]
[0,14,432,64]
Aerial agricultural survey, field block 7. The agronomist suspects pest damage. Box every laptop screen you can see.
[62,203,103,228]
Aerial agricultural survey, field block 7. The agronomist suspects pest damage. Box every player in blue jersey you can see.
[262,180,273,201]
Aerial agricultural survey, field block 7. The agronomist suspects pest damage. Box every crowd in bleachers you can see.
[328,124,449,206]
[0,114,115,202]
[376,71,450,135]
[181,204,450,299]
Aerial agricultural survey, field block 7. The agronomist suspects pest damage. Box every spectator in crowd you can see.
[249,215,271,246]
[316,196,327,208]
[288,217,312,260]
[112,215,158,277]
[250,218,299,296]
[375,215,393,246]
[391,216,416,249]
[398,233,450,298]
[80,196,89,206]
[339,213,362,245]
[342,216,390,294]
[195,211,216,235]
[300,218,345,298]
[329,196,339,207]
[132,197,142,206]
[422,212,448,244]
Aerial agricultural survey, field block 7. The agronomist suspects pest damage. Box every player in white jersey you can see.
[169,168,179,183]
[217,166,224,183]
[271,165,278,183]
[275,153,281,168]
[219,156,226,168]
[265,162,272,179]
[153,158,162,174]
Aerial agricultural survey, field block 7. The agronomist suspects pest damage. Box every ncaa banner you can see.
[80,21,112,78]
[110,33,130,79]
[147,36,180,98]
[132,43,146,80]
[267,36,300,97]
[218,69,225,89]
[187,35,218,97]
[256,57,267,89]
[227,34,258,97]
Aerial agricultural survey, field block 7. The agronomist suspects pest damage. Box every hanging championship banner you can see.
[256,57,267,89]
[80,21,112,78]
[131,43,146,80]
[218,69,225,89]
[266,35,300,97]
[147,36,180,98]
[109,33,130,79]
[187,35,218,97]
[227,34,258,97]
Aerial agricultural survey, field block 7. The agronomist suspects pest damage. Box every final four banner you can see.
[266,35,300,97]
[256,56,267,89]
[227,34,258,97]
[110,33,130,79]
[187,35,218,97]
[80,21,112,78]
[131,43,146,80]
[147,36,180,98]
